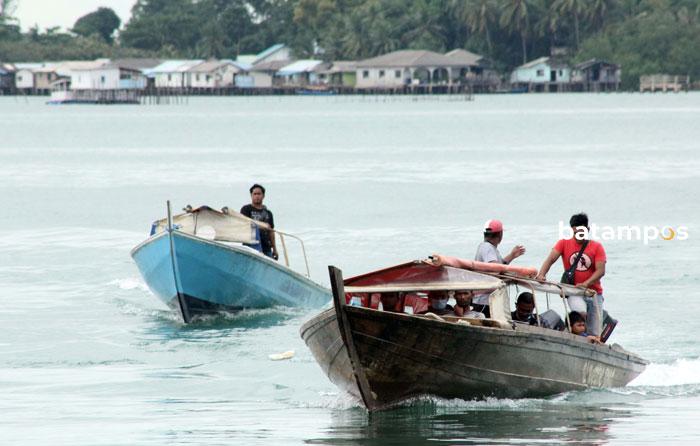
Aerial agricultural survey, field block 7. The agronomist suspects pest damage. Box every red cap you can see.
[484,219,503,233]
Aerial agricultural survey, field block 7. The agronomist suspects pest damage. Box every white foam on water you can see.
[110,277,149,292]
[629,357,700,387]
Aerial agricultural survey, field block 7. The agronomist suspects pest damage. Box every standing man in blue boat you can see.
[240,184,278,260]
[472,219,526,316]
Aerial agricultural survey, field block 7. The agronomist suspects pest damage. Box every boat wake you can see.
[629,357,700,387]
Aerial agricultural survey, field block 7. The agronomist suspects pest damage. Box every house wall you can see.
[220,65,238,87]
[355,67,408,88]
[72,69,146,90]
[190,65,239,89]
[511,63,571,84]
[235,75,254,88]
[155,72,185,88]
[190,72,215,88]
[341,72,356,87]
[35,71,59,90]
[511,63,548,83]
[72,69,117,89]
[15,69,34,89]
[249,71,273,88]
[118,71,147,89]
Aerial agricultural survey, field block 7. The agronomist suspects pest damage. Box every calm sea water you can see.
[1,94,699,445]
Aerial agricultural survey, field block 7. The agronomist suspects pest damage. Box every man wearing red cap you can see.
[472,219,526,316]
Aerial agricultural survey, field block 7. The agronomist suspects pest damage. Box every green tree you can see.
[453,0,496,54]
[499,0,532,64]
[552,0,587,48]
[120,0,202,55]
[587,0,615,30]
[0,0,17,21]
[72,7,121,43]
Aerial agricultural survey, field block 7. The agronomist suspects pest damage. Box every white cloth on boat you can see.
[152,206,260,244]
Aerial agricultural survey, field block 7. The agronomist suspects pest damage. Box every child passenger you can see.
[569,311,601,344]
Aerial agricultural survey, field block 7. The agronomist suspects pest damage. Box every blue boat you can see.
[131,204,330,322]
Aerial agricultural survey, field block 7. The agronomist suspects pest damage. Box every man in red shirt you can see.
[535,213,606,335]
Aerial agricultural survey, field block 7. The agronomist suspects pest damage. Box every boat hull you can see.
[300,308,360,398]
[131,230,330,321]
[337,305,647,410]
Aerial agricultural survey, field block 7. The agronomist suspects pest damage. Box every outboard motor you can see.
[600,311,618,343]
[539,309,565,331]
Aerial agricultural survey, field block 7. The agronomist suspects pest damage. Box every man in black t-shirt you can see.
[240,183,278,260]
[511,292,537,325]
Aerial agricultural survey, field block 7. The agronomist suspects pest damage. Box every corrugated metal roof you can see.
[254,44,285,62]
[357,50,467,68]
[188,59,248,73]
[251,59,292,72]
[445,49,483,66]
[319,61,357,73]
[278,60,322,75]
[517,56,550,69]
[13,63,44,70]
[236,55,257,65]
[176,60,205,72]
[111,58,162,70]
[146,60,203,74]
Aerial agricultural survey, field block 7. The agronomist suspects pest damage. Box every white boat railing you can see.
[218,205,312,277]
[274,230,311,277]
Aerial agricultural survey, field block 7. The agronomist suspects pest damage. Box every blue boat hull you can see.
[131,230,330,322]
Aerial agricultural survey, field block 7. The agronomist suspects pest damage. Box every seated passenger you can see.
[380,292,402,313]
[569,311,601,344]
[417,290,455,316]
[511,292,537,325]
[453,291,485,319]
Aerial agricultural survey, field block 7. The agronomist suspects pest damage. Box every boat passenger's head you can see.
[569,212,589,243]
[380,292,401,312]
[427,290,449,311]
[483,219,503,244]
[249,183,266,206]
[455,290,474,307]
[515,292,535,318]
[569,311,587,335]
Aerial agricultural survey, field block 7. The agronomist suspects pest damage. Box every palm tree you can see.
[499,0,531,64]
[553,0,587,49]
[535,2,562,50]
[588,0,614,30]
[453,0,496,54]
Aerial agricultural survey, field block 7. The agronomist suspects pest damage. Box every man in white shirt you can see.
[472,219,526,316]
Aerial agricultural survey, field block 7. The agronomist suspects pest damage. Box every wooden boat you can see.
[301,259,647,411]
[131,203,330,322]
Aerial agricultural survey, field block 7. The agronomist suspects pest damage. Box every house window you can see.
[100,76,106,84]
[536,69,544,76]
[196,74,200,81]
[206,75,211,82]
[18,75,22,81]
[362,70,369,78]
[379,70,385,78]
[559,70,563,76]
[168,74,172,81]
[395,70,401,78]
